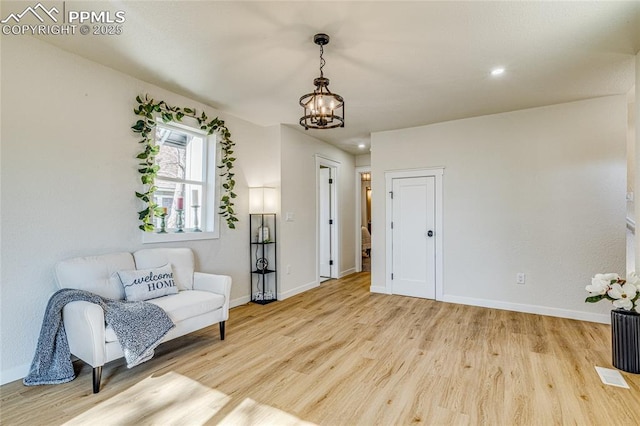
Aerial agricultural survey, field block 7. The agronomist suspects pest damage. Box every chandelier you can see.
[299,33,345,130]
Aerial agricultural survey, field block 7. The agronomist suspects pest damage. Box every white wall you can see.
[635,51,640,270]
[371,96,627,323]
[0,36,279,384]
[355,153,371,167]
[279,125,356,298]
[628,93,635,227]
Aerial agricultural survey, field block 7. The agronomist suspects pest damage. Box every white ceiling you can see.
[22,0,640,154]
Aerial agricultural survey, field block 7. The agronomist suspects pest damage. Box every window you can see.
[143,121,218,242]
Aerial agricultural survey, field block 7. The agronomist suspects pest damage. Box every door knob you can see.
[427,230,434,237]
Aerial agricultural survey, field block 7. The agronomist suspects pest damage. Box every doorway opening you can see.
[317,156,340,283]
[355,168,372,272]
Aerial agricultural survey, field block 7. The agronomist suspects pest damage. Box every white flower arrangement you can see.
[585,273,640,313]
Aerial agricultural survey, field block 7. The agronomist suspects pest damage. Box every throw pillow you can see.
[118,264,178,302]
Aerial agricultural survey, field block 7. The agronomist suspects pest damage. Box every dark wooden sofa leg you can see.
[219,321,225,340]
[92,366,102,394]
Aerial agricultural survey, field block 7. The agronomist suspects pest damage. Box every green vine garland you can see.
[131,94,238,231]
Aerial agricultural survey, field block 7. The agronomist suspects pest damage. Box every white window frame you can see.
[142,120,220,244]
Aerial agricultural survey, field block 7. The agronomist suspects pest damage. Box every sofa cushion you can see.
[133,248,194,290]
[149,290,224,322]
[104,290,224,342]
[55,252,132,300]
[118,264,178,302]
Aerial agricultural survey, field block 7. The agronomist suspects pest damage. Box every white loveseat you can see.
[55,247,231,393]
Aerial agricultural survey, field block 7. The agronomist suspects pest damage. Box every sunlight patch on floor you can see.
[63,372,230,425]
[218,398,316,426]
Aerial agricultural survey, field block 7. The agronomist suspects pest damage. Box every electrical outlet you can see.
[286,265,291,275]
[517,273,526,285]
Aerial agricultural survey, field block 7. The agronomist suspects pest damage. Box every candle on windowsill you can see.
[177,196,184,210]
[192,189,199,205]
[162,207,168,216]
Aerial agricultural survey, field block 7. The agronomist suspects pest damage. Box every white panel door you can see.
[391,176,436,299]
[319,167,332,278]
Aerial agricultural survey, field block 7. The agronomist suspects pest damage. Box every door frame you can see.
[385,167,444,299]
[355,166,371,272]
[316,155,340,281]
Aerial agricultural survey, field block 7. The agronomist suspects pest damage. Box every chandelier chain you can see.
[319,44,325,78]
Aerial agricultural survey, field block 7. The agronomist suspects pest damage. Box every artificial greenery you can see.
[132,94,238,231]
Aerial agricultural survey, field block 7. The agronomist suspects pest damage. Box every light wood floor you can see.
[1,273,639,425]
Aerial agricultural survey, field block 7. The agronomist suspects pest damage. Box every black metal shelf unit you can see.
[250,213,277,304]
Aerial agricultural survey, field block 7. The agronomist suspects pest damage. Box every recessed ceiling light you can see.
[358,143,366,148]
[491,67,505,76]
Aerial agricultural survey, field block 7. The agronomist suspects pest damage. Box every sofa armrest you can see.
[62,301,106,367]
[193,272,231,321]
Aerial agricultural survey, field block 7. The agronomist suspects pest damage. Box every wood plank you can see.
[1,272,638,425]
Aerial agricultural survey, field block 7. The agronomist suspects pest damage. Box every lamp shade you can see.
[249,187,277,214]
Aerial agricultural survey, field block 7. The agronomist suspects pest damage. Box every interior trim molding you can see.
[339,267,356,278]
[370,285,390,294]
[279,280,319,300]
[315,154,341,281]
[441,294,610,324]
[230,296,251,308]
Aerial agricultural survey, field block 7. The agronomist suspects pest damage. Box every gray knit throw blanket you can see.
[23,288,175,386]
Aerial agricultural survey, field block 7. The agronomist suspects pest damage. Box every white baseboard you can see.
[339,267,356,278]
[230,295,250,308]
[370,285,390,294]
[441,294,610,324]
[278,280,319,300]
[1,364,29,386]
